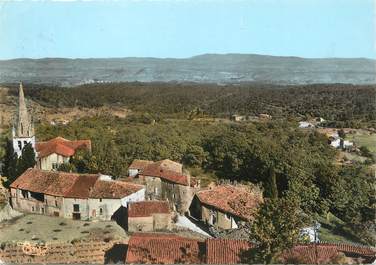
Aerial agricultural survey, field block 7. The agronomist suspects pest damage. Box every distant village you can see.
[0,83,374,264]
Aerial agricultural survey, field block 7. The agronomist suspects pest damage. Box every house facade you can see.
[189,184,263,230]
[10,168,145,221]
[127,200,172,232]
[35,137,91,171]
[132,159,200,214]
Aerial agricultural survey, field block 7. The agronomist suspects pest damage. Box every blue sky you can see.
[0,0,375,59]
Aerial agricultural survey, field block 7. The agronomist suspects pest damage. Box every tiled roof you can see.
[10,168,143,199]
[128,201,170,217]
[206,239,252,264]
[196,185,263,220]
[141,160,190,186]
[125,233,203,264]
[90,180,144,199]
[36,136,91,158]
[128,159,154,171]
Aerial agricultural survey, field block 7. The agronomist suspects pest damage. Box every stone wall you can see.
[39,153,70,171]
[0,239,125,264]
[128,213,171,232]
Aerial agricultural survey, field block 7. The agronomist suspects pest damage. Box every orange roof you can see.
[125,233,203,264]
[10,168,143,199]
[36,136,91,158]
[128,201,170,217]
[90,180,144,199]
[141,160,190,186]
[128,159,154,171]
[206,239,252,264]
[196,185,263,220]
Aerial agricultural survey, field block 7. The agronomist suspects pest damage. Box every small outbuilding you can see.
[127,200,172,232]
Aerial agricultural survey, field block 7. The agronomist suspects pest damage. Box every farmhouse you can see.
[130,159,200,213]
[127,200,172,232]
[36,136,91,171]
[128,159,154,177]
[189,184,263,230]
[10,168,145,220]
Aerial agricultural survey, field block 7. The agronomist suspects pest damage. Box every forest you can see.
[6,82,376,128]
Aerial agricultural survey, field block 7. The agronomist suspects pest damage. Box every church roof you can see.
[36,136,91,158]
[14,82,34,138]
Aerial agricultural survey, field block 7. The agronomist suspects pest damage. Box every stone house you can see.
[128,159,154,177]
[35,136,91,171]
[9,168,145,221]
[189,184,263,230]
[136,159,200,214]
[127,200,172,232]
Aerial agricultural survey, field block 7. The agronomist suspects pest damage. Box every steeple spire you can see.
[15,82,34,138]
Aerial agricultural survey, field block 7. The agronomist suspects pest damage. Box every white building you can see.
[12,82,36,157]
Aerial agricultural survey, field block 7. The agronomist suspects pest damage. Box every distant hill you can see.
[0,54,375,86]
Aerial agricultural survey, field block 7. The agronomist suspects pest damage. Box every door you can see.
[72,213,81,220]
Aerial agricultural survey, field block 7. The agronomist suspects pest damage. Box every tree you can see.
[2,140,18,188]
[249,197,304,264]
[17,143,36,176]
[264,166,278,199]
[58,162,77,173]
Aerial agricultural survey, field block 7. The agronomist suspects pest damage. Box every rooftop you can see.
[36,136,91,158]
[128,159,154,171]
[125,233,203,264]
[196,184,263,220]
[10,168,144,199]
[206,239,252,264]
[128,201,170,218]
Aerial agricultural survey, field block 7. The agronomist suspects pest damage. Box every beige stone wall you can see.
[128,214,171,232]
[39,153,70,171]
[200,205,238,230]
[128,216,153,232]
[144,176,162,199]
[153,213,172,230]
[10,188,63,217]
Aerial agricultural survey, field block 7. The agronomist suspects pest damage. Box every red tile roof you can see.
[141,161,191,186]
[90,180,144,199]
[206,240,376,264]
[128,159,154,171]
[128,201,170,217]
[125,233,203,264]
[36,136,91,158]
[10,168,143,199]
[196,185,263,220]
[206,239,252,264]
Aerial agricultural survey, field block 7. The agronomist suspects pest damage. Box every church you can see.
[13,82,91,171]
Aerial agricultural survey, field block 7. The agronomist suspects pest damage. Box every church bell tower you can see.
[12,82,36,157]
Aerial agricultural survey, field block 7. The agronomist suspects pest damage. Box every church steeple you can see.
[14,82,34,138]
[12,82,36,157]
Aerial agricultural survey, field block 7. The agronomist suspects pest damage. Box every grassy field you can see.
[0,214,128,244]
[347,133,376,157]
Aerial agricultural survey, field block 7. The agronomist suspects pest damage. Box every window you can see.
[52,163,59,170]
[172,193,176,199]
[31,206,34,212]
[55,200,58,207]
[154,187,158,194]
[18,141,22,150]
[73,204,80,212]
[99,208,103,215]
[23,141,27,146]
[41,208,45,214]
[99,198,102,202]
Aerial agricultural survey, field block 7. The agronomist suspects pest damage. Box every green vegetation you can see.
[11,82,376,127]
[2,141,36,188]
[347,133,376,157]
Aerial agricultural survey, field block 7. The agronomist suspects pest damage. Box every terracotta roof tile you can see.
[128,201,170,217]
[141,160,190,186]
[36,136,91,158]
[128,159,154,171]
[206,239,252,264]
[196,185,263,220]
[10,168,143,199]
[89,180,144,199]
[125,233,203,264]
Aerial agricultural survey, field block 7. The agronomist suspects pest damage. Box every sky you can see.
[0,0,375,59]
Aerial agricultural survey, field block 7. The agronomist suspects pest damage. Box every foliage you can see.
[248,197,305,264]
[15,82,376,127]
[2,140,36,187]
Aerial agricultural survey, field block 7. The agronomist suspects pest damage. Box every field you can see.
[0,214,128,244]
[347,133,376,157]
